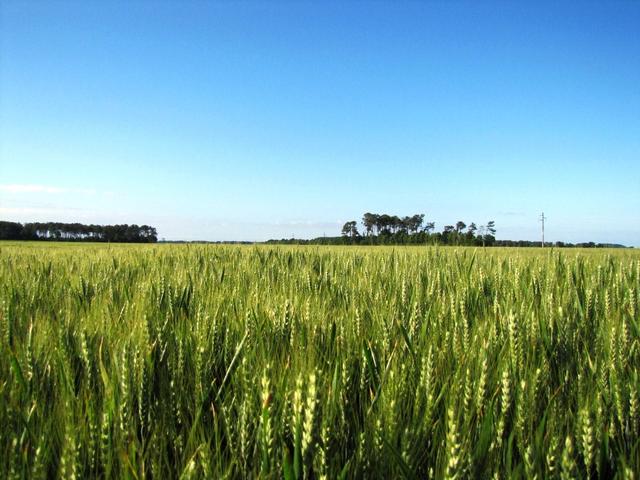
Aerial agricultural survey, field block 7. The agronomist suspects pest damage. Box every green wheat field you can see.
[1,243,639,479]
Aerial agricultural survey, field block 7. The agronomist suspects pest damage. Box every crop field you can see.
[0,243,639,479]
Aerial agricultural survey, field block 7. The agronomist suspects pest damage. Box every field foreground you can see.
[1,243,639,478]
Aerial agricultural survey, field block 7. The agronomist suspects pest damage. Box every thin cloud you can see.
[274,219,342,228]
[0,206,92,216]
[0,184,66,194]
[0,184,97,195]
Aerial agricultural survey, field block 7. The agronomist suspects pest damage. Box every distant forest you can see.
[267,212,629,248]
[0,221,158,243]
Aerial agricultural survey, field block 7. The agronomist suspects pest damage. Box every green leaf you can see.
[282,445,294,480]
[381,434,417,479]
[399,324,416,364]
[337,460,351,480]
[10,351,26,390]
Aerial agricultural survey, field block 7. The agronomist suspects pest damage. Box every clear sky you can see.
[1,1,639,244]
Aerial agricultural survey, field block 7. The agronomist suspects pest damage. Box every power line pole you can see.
[540,212,547,247]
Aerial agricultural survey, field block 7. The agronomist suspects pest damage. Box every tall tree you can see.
[390,215,401,233]
[400,216,412,234]
[378,214,391,234]
[487,220,496,237]
[341,221,359,238]
[485,220,496,246]
[362,213,376,236]
[411,214,425,233]
[466,222,477,244]
[477,221,496,247]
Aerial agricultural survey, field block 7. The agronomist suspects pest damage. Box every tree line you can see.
[0,221,158,243]
[492,240,628,248]
[339,212,496,246]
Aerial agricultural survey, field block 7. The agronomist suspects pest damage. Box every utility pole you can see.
[540,212,547,247]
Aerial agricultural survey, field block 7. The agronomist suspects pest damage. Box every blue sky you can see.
[1,1,639,244]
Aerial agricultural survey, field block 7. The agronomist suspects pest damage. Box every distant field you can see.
[1,243,638,478]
